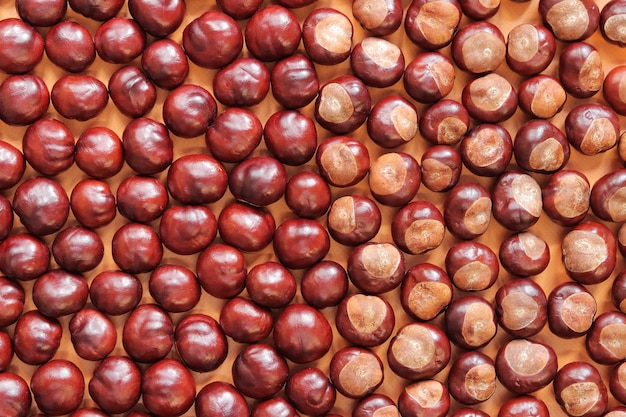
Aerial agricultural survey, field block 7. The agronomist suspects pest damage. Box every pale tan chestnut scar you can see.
[373,406,400,417]
[530,79,566,118]
[430,59,455,95]
[579,51,604,92]
[580,118,617,155]
[369,153,407,195]
[599,323,626,359]
[519,232,547,260]
[511,175,542,217]
[416,2,461,45]
[453,261,492,290]
[561,292,596,332]
[408,282,452,320]
[391,325,435,368]
[406,380,444,408]
[464,197,491,235]
[562,230,608,273]
[404,219,445,254]
[361,243,401,278]
[437,116,467,145]
[353,0,388,28]
[362,37,401,68]
[315,14,352,54]
[469,74,512,111]
[561,382,601,416]
[608,187,626,222]
[553,174,590,218]
[462,302,496,346]
[390,104,418,141]
[545,0,589,40]
[604,15,626,43]
[466,128,505,167]
[320,143,358,185]
[529,138,565,171]
[508,24,539,63]
[338,353,383,397]
[421,158,453,190]
[461,32,505,73]
[318,83,353,124]
[504,339,550,376]
[479,0,499,9]
[465,364,496,401]
[328,196,357,234]
[501,292,538,330]
[346,294,387,333]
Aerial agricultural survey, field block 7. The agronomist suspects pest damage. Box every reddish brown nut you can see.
[0,18,43,74]
[270,54,319,109]
[421,145,462,192]
[30,359,84,416]
[75,127,123,179]
[0,276,24,328]
[273,219,330,269]
[459,0,500,19]
[13,177,69,236]
[159,205,217,255]
[601,0,626,46]
[419,99,469,145]
[68,0,124,21]
[506,23,556,76]
[69,308,116,361]
[273,303,333,363]
[387,322,451,380]
[52,226,104,272]
[13,310,61,365]
[51,74,108,120]
[196,244,246,300]
[219,296,273,344]
[285,171,332,219]
[499,232,550,277]
[548,281,597,338]
[391,201,445,255]
[111,223,163,274]
[94,17,145,64]
[460,124,513,177]
[497,396,550,417]
[369,152,421,206]
[327,195,381,246]
[353,394,399,417]
[566,103,619,155]
[149,264,201,312]
[264,110,317,166]
[352,0,403,36]
[518,75,567,119]
[561,221,616,284]
[123,118,173,175]
[246,261,296,308]
[454,408,490,417]
[590,169,626,222]
[206,107,263,163]
[316,136,370,187]
[175,313,228,372]
[229,156,287,207]
[108,65,156,118]
[0,372,31,417]
[128,0,185,37]
[22,117,74,177]
[604,66,626,115]
[70,179,116,229]
[89,270,142,316]
[401,263,452,321]
[286,367,336,416]
[167,154,227,205]
[495,339,558,394]
[451,22,505,74]
[251,397,300,417]
[218,201,275,252]
[16,0,67,26]
[330,347,384,399]
[492,171,542,231]
[123,304,173,363]
[445,295,497,350]
[33,269,88,318]
[217,0,262,19]
[462,73,518,123]
[585,311,626,364]
[559,42,604,99]
[117,175,168,223]
[88,356,141,414]
[398,380,450,417]
[45,20,95,73]
[613,270,626,314]
[315,75,371,134]
[141,39,189,90]
[367,95,418,149]
[448,351,496,404]
[348,242,405,294]
[302,7,352,65]
[404,52,455,103]
[335,293,395,347]
[183,11,242,69]
[213,57,270,107]
[610,361,626,403]
[553,361,608,417]
[443,182,491,240]
[445,241,499,291]
[351,37,404,88]
[0,197,11,242]
[404,0,462,50]
[141,359,196,417]
[245,5,301,62]
[163,84,217,139]
[301,260,349,309]
[0,233,50,281]
[195,382,250,417]
[542,170,591,227]
[514,119,570,174]
[495,278,547,338]
[0,140,25,190]
[539,0,599,41]
[0,75,49,126]
[232,343,289,399]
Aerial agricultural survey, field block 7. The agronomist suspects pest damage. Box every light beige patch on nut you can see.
[599,323,626,359]
[529,138,565,171]
[362,243,402,278]
[519,232,547,260]
[501,292,539,330]
[561,382,601,416]
[579,51,604,93]
[320,143,358,186]
[608,187,626,222]
[373,406,400,417]
[406,380,444,408]
[511,174,542,217]
[604,14,626,44]
[561,292,596,332]
[431,59,455,95]
[469,74,512,111]
[504,339,550,376]
[421,158,453,191]
[462,302,496,347]
[353,0,387,29]
[507,24,539,63]
[346,294,387,333]
[362,37,401,68]
[391,324,435,369]
[318,83,353,124]
[479,0,499,8]
[545,0,589,40]
[580,118,617,155]
[465,364,496,401]
[437,116,467,145]
[390,104,418,142]
[530,79,566,118]
[315,14,353,54]
[338,353,383,397]
[464,197,492,235]
[408,282,452,320]
[461,32,505,73]
[562,230,608,273]
[416,2,461,45]
[404,219,445,254]
[453,261,492,291]
[552,173,590,218]
[369,153,407,196]
[466,127,505,167]
[328,196,356,234]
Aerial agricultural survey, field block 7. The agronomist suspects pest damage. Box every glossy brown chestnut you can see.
[351,37,404,88]
[270,54,319,109]
[123,117,174,175]
[514,119,570,173]
[285,171,331,218]
[70,179,117,229]
[0,372,31,417]
[404,0,462,50]
[445,241,499,291]
[94,17,145,64]
[348,242,405,294]
[45,21,95,73]
[286,367,336,416]
[369,152,421,206]
[506,23,556,76]
[542,169,591,226]
[495,338,558,394]
[391,200,445,255]
[0,18,43,74]
[491,171,542,231]
[336,293,395,347]
[398,379,450,417]
[462,73,518,123]
[610,361,626,403]
[175,313,228,372]
[32,269,88,318]
[142,359,196,417]
[566,103,619,155]
[159,205,217,255]
[448,351,496,404]
[558,42,604,99]
[229,156,287,206]
[445,295,497,350]
[13,177,69,236]
[16,0,66,26]
[167,154,227,205]
[452,22,505,74]
[419,99,469,145]
[604,66,626,115]
[51,75,108,121]
[453,408,490,417]
[327,194,381,246]
[330,347,384,399]
[213,57,270,107]
[108,65,156,118]
[0,276,24,327]
[231,343,289,399]
[497,396,550,417]
[30,359,84,416]
[219,296,273,343]
[0,140,25,190]
[88,359,143,417]
[460,124,512,177]
[149,264,201,312]
[499,232,550,277]
[141,39,189,90]
[301,260,349,309]
[111,222,163,274]
[246,261,297,308]
[443,182,491,240]
[518,75,567,119]
[264,110,317,166]
[89,270,142,316]
[367,95,418,148]
[183,11,242,69]
[68,0,124,20]
[421,145,462,192]
[13,310,62,365]
[22,118,73,176]
[251,397,300,417]
[196,243,247,299]
[404,52,455,103]
[539,0,599,41]
[163,84,217,138]
[128,0,185,37]
[352,0,403,36]
[218,201,276,252]
[52,226,104,272]
[548,281,597,338]
[0,74,49,126]
[459,0,500,19]
[303,8,353,65]
[352,394,399,417]
[315,75,372,134]
[273,218,330,269]
[0,197,11,242]
[601,0,626,46]
[245,5,301,62]
[0,233,50,281]
[273,303,333,363]
[316,136,370,187]
[561,220,616,284]
[206,107,263,163]
[401,263,452,321]
[75,127,124,179]
[116,175,168,223]
[585,311,626,364]
[123,304,173,363]
[69,308,116,361]
[195,382,250,417]
[387,322,451,380]
[553,361,608,417]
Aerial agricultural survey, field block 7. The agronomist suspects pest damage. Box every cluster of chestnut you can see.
[2,0,626,415]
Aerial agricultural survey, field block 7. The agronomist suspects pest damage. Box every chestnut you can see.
[315,75,371,134]
[444,182,491,240]
[0,74,49,126]
[123,118,173,175]
[448,351,496,404]
[506,23,556,76]
[335,293,395,347]
[327,194,382,246]
[451,21,505,74]
[286,367,336,416]
[70,179,117,229]
[558,42,604,99]
[604,65,626,115]
[445,295,497,350]
[302,7,352,66]
[251,397,300,417]
[0,276,25,327]
[404,52,455,103]
[367,95,418,149]
[518,75,567,119]
[539,0,599,41]
[401,263,452,321]
[69,308,116,361]
[548,281,597,338]
[175,313,228,372]
[32,269,88,318]
[0,372,31,417]
[351,37,404,88]
[264,110,317,166]
[398,380,450,417]
[183,11,243,69]
[149,264,201,312]
[273,303,333,363]
[497,396,550,417]
[285,171,332,218]
[460,124,512,177]
[245,5,301,62]
[499,232,550,277]
[30,359,84,416]
[462,73,518,123]
[404,0,462,50]
[108,65,156,118]
[329,347,384,399]
[0,233,50,281]
[219,296,273,343]
[51,75,108,121]
[52,226,104,272]
[75,127,124,179]
[213,57,270,107]
[231,343,289,399]
[116,175,169,223]
[206,107,262,163]
[22,117,74,176]
[391,200,445,254]
[561,220,616,284]
[566,103,619,155]
[610,361,626,403]
[353,394,399,417]
[316,136,370,187]
[163,84,217,138]
[542,169,591,226]
[16,0,67,26]
[45,21,95,73]
[347,242,405,294]
[229,156,287,206]
[111,222,163,274]
[89,271,142,316]
[419,99,469,145]
[491,171,542,231]
[13,177,69,236]
[141,359,196,417]
[273,218,330,269]
[270,54,319,109]
[196,243,247,299]
[553,361,608,417]
[246,261,297,308]
[601,0,626,46]
[459,0,499,19]
[123,304,174,363]
[369,152,421,206]
[301,260,349,309]
[167,154,228,205]
[217,0,262,19]
[0,196,11,242]
[590,169,626,222]
[142,39,189,90]
[613,271,626,313]
[585,311,626,364]
[495,338,558,394]
[159,205,217,255]
[195,382,250,417]
[352,0,403,36]
[68,0,124,20]
[0,140,25,190]
[128,0,185,37]
[94,17,145,64]
[514,119,570,173]
[13,310,62,365]
[421,145,462,192]
[445,241,499,291]
[387,322,451,380]
[0,18,44,74]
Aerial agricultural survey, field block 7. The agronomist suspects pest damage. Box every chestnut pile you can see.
[1,0,626,416]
